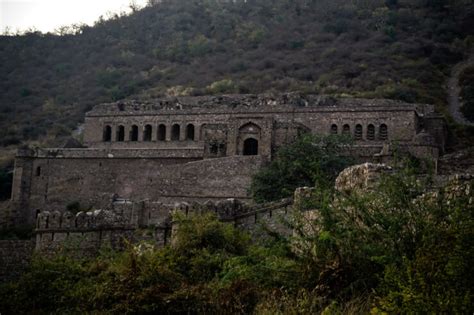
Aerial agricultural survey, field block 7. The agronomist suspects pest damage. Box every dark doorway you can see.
[171,124,180,141]
[186,124,195,140]
[243,138,258,155]
[143,124,152,141]
[158,124,166,141]
[103,125,112,142]
[130,125,138,141]
[116,125,125,141]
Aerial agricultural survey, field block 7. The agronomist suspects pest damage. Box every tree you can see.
[250,134,353,203]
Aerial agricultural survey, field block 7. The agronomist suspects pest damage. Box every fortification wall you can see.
[231,199,294,239]
[12,155,264,225]
[34,210,143,256]
[171,198,295,242]
[0,240,35,282]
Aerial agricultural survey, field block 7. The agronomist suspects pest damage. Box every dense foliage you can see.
[1,169,472,314]
[250,134,353,202]
[460,65,474,122]
[1,0,473,148]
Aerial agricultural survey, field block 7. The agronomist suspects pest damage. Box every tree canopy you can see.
[250,134,353,202]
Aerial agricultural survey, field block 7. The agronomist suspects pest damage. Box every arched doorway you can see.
[243,138,258,155]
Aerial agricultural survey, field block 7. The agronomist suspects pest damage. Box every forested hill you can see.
[1,0,473,147]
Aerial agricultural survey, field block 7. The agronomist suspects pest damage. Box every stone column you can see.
[111,125,116,142]
[166,123,171,142]
[151,125,157,141]
[125,125,130,141]
[179,123,186,141]
[195,124,201,141]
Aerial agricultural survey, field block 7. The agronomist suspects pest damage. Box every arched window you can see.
[171,124,180,141]
[103,125,112,142]
[330,124,338,135]
[116,125,125,142]
[143,124,152,141]
[130,125,138,141]
[36,166,41,176]
[367,124,375,140]
[379,124,388,140]
[243,138,258,155]
[342,124,350,136]
[355,124,363,140]
[186,124,195,141]
[157,124,166,141]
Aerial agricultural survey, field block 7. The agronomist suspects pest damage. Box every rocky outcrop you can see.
[335,163,392,194]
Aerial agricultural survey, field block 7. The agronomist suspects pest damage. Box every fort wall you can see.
[12,154,264,225]
[0,240,35,282]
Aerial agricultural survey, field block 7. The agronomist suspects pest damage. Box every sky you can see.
[0,0,149,34]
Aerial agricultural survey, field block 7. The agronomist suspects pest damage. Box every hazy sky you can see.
[0,0,149,33]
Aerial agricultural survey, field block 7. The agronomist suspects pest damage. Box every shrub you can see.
[250,134,353,203]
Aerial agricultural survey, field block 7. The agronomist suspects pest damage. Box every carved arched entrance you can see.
[238,122,261,155]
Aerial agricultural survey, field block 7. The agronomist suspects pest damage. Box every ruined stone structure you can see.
[7,93,446,228]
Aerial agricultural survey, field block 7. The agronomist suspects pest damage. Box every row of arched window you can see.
[103,123,196,142]
[330,123,388,141]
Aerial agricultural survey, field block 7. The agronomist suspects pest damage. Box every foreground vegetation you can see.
[1,166,472,314]
[1,0,474,148]
[250,134,353,202]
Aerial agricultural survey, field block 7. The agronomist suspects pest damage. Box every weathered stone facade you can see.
[7,94,446,227]
[0,240,35,282]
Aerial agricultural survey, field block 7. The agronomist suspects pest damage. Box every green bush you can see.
[250,134,353,203]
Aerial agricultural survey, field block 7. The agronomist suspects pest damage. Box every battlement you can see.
[34,196,295,255]
[36,210,131,232]
[17,147,204,159]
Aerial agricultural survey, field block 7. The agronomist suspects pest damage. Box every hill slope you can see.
[0,0,473,147]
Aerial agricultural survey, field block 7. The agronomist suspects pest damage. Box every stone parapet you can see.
[17,147,204,159]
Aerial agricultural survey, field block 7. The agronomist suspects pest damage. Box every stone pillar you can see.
[195,124,201,141]
[165,123,171,142]
[111,125,116,142]
[151,125,157,141]
[136,125,142,142]
[125,125,130,141]
[179,123,186,141]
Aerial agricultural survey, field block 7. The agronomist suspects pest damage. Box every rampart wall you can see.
[34,197,295,256]
[0,240,35,282]
[12,153,264,225]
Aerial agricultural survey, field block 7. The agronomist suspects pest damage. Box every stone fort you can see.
[6,93,446,229]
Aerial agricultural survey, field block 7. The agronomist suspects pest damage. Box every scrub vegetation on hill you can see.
[1,0,474,148]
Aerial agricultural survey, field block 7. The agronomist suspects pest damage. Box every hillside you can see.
[0,0,473,150]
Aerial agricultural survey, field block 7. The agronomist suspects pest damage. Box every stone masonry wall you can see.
[13,154,264,225]
[0,240,35,282]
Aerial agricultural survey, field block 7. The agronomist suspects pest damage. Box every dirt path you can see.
[447,55,474,126]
